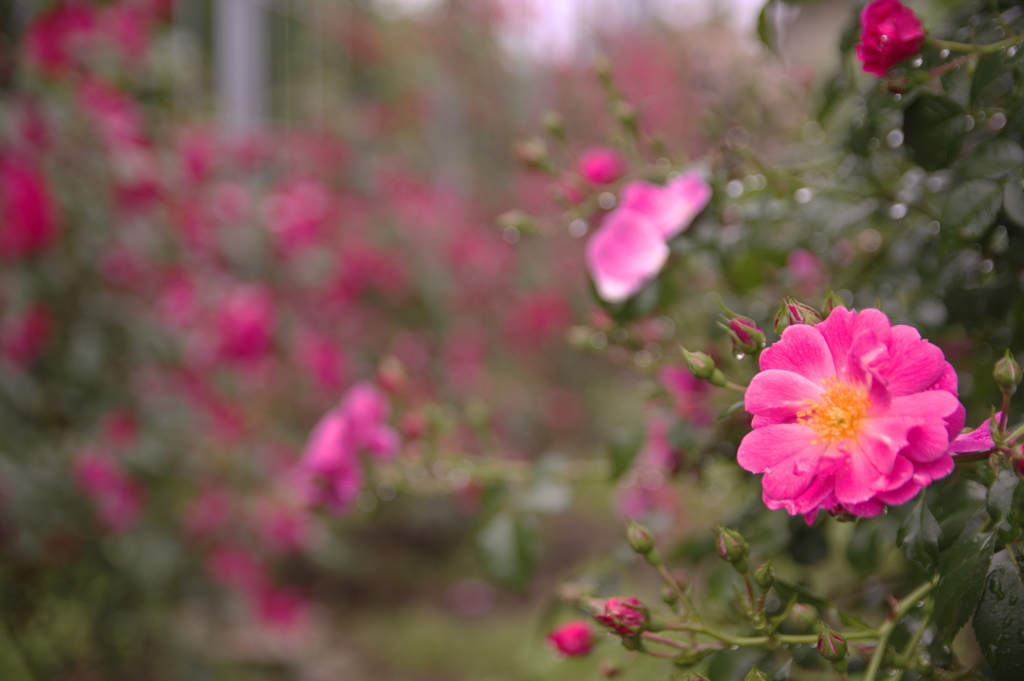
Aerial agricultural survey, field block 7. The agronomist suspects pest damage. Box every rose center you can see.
[798,378,870,443]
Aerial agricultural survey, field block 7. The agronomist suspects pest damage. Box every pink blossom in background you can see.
[546,620,594,657]
[24,0,97,76]
[73,453,143,532]
[252,584,310,631]
[577,147,626,185]
[294,331,348,392]
[855,0,925,76]
[295,382,399,512]
[0,158,58,260]
[1,304,53,367]
[255,499,310,554]
[504,291,572,349]
[658,366,713,425]
[215,285,275,363]
[207,545,266,594]
[78,79,144,149]
[98,0,156,66]
[585,209,668,303]
[619,171,712,240]
[738,307,965,522]
[210,182,252,224]
[177,128,218,185]
[787,249,826,296]
[264,179,333,254]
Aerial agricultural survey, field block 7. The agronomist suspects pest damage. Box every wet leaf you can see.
[897,493,941,575]
[933,527,996,642]
[974,550,1024,681]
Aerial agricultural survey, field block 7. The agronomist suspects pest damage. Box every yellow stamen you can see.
[798,378,870,444]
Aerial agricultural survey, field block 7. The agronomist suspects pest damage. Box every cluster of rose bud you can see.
[593,596,650,643]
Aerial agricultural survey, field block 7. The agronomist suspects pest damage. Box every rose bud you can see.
[593,597,648,637]
[546,619,594,657]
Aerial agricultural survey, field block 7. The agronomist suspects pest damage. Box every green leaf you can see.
[476,512,540,591]
[903,95,967,171]
[757,1,779,55]
[941,179,1002,241]
[931,480,987,550]
[974,550,1024,681]
[719,401,746,419]
[933,526,996,643]
[960,139,1024,180]
[988,469,1019,528]
[607,427,643,481]
[897,493,941,575]
[971,52,1007,104]
[1004,176,1024,228]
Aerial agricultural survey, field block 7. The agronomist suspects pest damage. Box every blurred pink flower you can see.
[2,304,53,368]
[0,157,58,259]
[585,209,668,303]
[252,585,310,631]
[78,79,144,149]
[294,331,348,392]
[255,500,310,554]
[578,147,626,185]
[658,366,713,425]
[296,382,399,512]
[856,0,924,77]
[210,182,252,224]
[619,171,711,240]
[787,249,826,295]
[207,546,266,593]
[546,620,594,657]
[24,1,97,76]
[738,307,964,522]
[263,179,334,254]
[74,453,143,532]
[216,285,275,363]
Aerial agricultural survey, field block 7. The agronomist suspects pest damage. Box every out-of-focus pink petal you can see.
[585,209,668,303]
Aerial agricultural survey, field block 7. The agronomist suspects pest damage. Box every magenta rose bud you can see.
[593,597,648,637]
[578,147,626,185]
[855,0,925,77]
[546,620,594,657]
[724,317,766,356]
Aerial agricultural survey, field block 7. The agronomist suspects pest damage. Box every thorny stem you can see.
[661,622,879,647]
[930,36,1024,54]
[863,579,938,681]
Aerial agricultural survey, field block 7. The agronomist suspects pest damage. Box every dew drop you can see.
[734,351,746,360]
[730,646,740,651]
[940,48,950,58]
[764,467,773,474]
[911,57,923,67]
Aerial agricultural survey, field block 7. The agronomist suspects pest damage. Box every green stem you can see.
[930,36,1023,55]
[864,580,938,681]
[725,381,747,393]
[891,607,932,681]
[661,622,878,647]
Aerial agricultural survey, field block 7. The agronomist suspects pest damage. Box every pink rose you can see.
[585,209,668,303]
[577,147,626,185]
[0,158,58,260]
[619,171,712,239]
[855,0,925,77]
[74,453,143,532]
[738,307,965,522]
[546,620,594,657]
[295,382,399,513]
